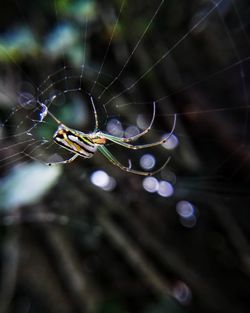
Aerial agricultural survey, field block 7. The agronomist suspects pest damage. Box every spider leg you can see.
[89,95,99,132]
[99,113,176,150]
[98,145,170,176]
[22,150,78,166]
[99,112,176,150]
[115,103,176,144]
[46,154,78,166]
[121,101,156,143]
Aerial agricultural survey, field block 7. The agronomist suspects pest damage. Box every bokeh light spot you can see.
[18,92,35,109]
[172,281,192,305]
[180,215,197,228]
[176,200,194,218]
[125,125,140,138]
[136,114,148,129]
[157,180,174,197]
[176,201,197,228]
[90,170,116,191]
[140,154,156,170]
[106,118,124,137]
[162,133,179,150]
[142,177,159,193]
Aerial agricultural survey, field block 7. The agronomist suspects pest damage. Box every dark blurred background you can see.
[0,0,250,312]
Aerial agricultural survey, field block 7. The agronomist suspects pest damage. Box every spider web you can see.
[0,0,249,185]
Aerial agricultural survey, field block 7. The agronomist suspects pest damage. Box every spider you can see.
[41,96,176,176]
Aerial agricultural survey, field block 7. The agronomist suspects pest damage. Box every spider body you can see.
[45,97,176,176]
[53,124,105,158]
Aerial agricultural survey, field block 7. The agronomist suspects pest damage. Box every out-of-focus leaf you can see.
[56,0,97,22]
[0,26,38,62]
[0,162,62,211]
[44,23,79,58]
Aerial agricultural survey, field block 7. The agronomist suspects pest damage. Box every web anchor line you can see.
[102,0,224,108]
